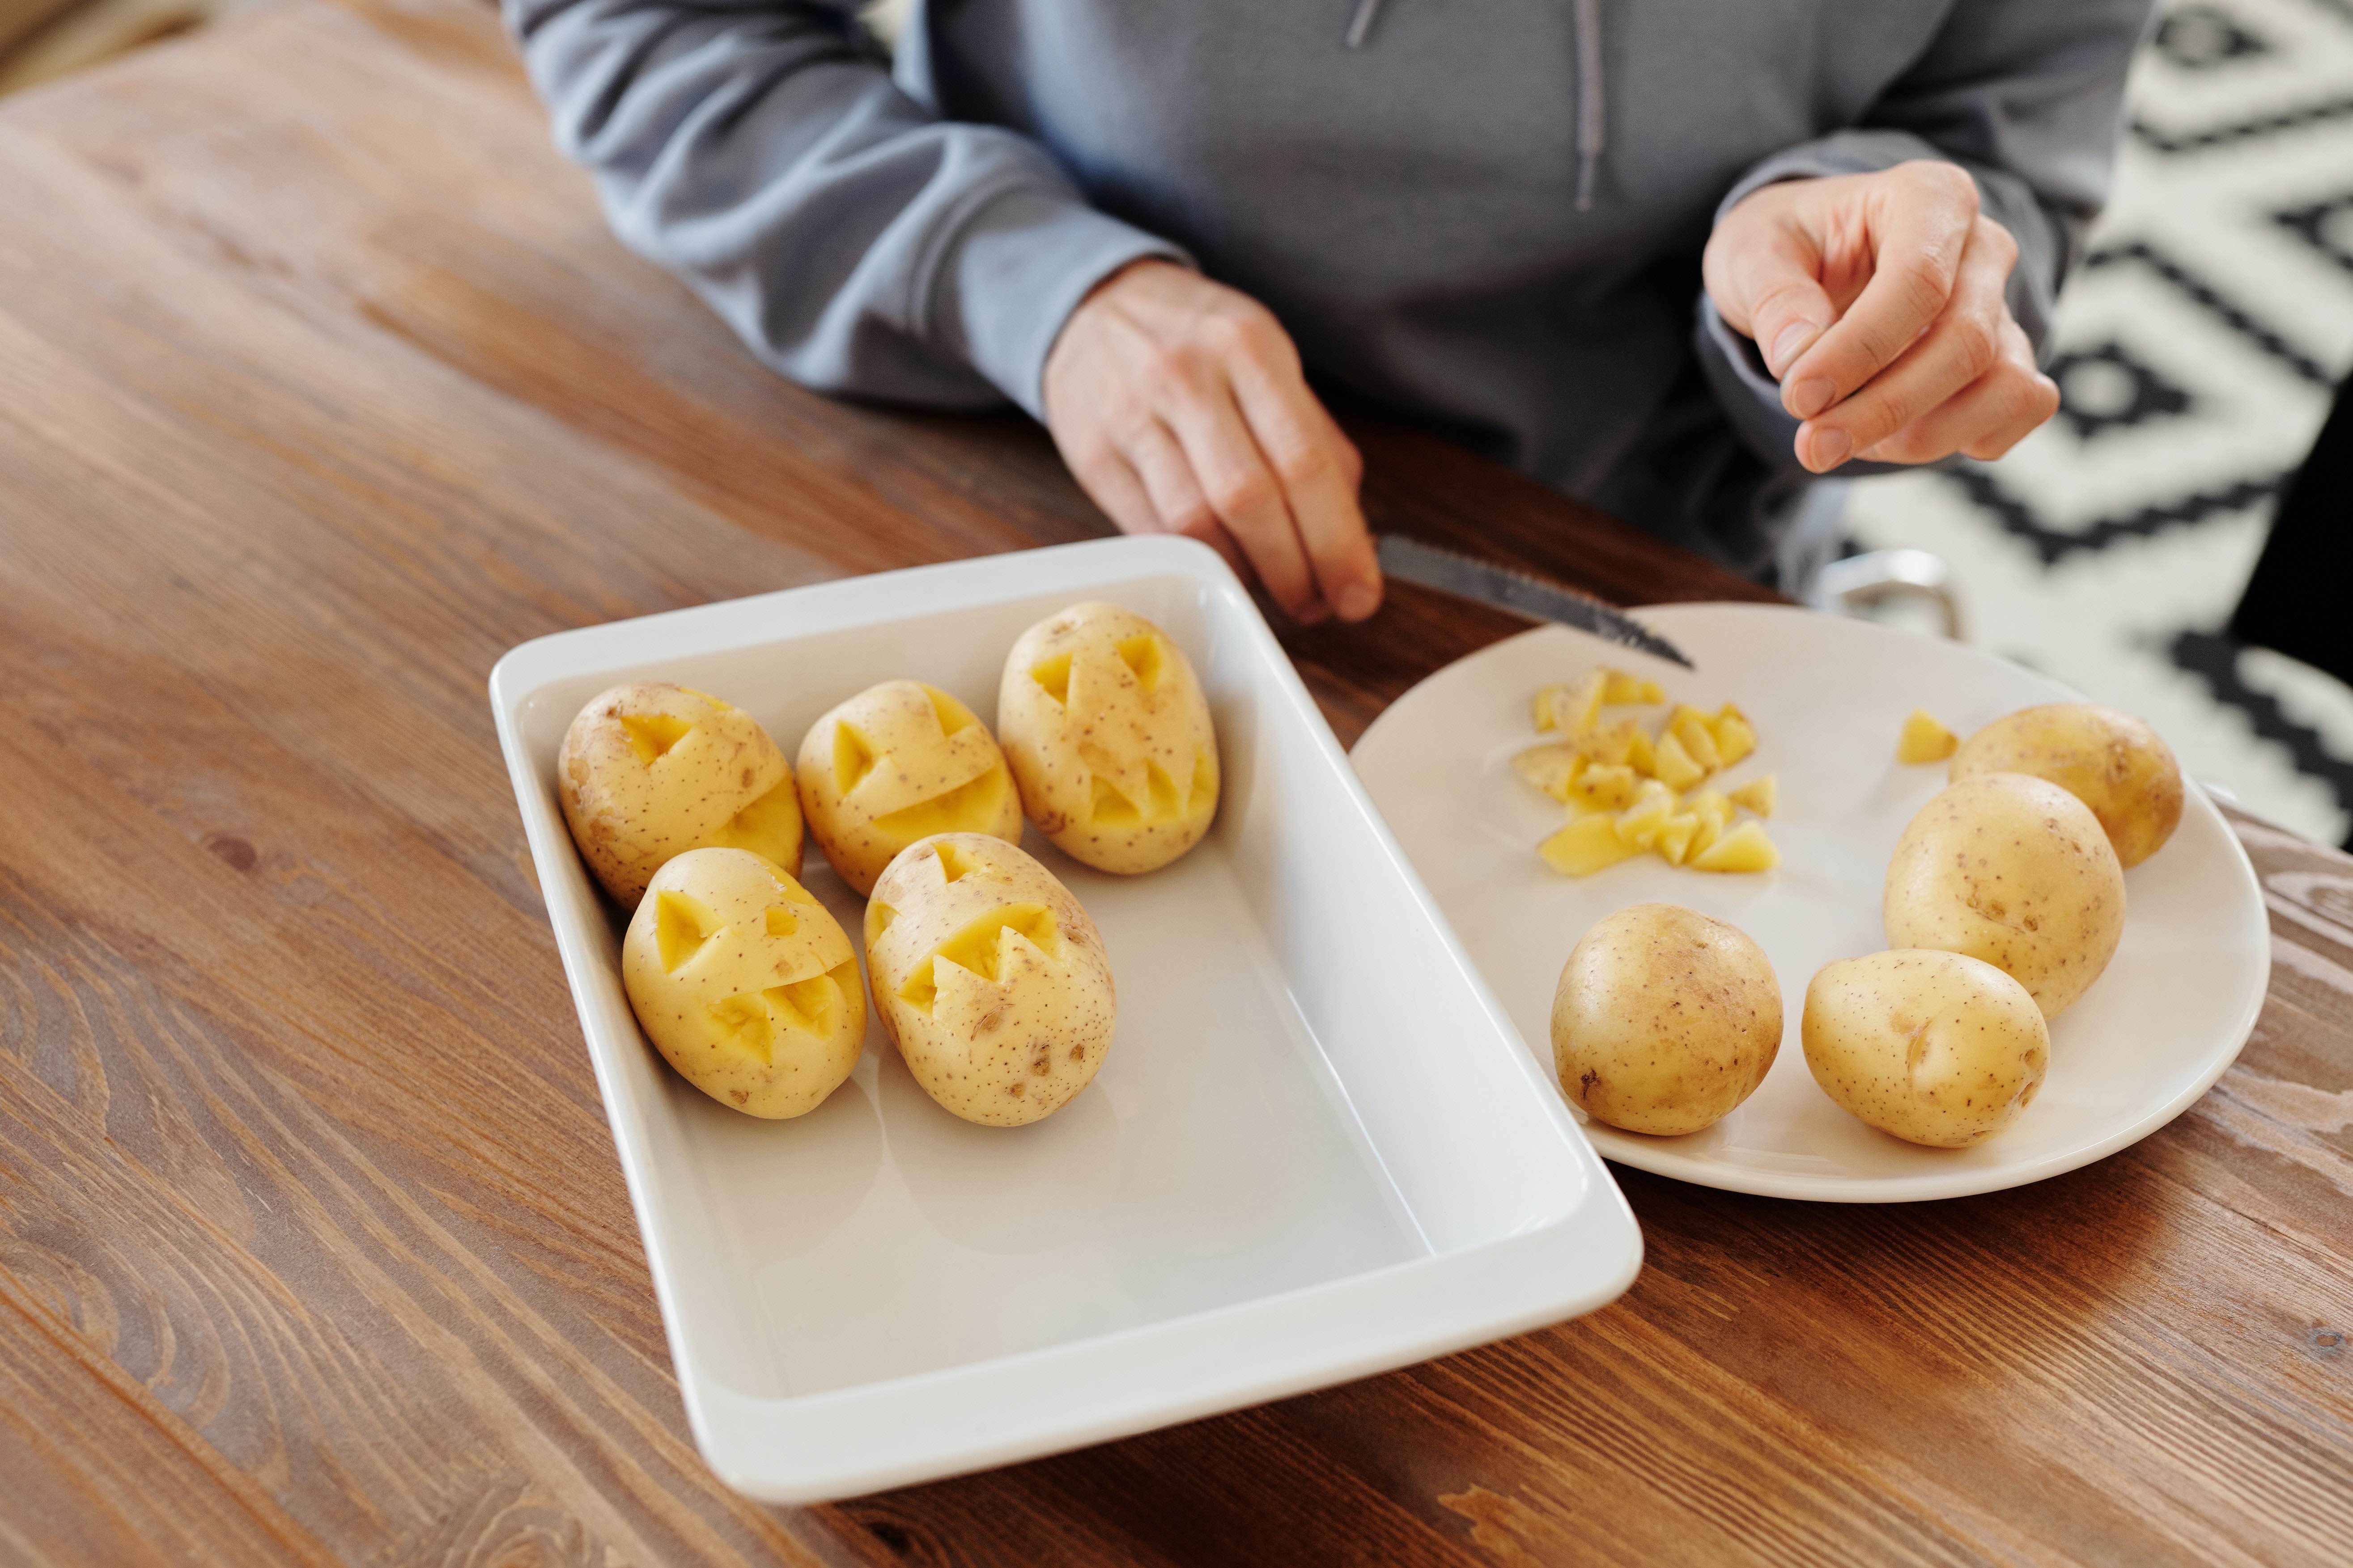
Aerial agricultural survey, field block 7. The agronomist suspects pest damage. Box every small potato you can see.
[1950,703,2183,868]
[620,848,863,1118]
[1884,773,2124,1017]
[1803,950,2049,1148]
[998,603,1220,874]
[559,681,803,907]
[865,834,1116,1127]
[1551,903,1783,1136]
[797,681,1023,896]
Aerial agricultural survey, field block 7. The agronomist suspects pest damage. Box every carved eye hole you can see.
[1145,761,1181,818]
[1115,634,1164,691]
[896,904,1062,1014]
[1029,653,1073,705]
[866,900,897,949]
[621,712,695,766]
[655,891,722,974]
[765,970,841,1030]
[707,993,774,1062]
[833,722,876,795]
[1190,748,1217,811]
[934,840,977,883]
[924,684,977,737]
[1090,774,1140,826]
[764,906,798,938]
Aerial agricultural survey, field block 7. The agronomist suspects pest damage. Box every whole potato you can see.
[1803,950,2049,1148]
[620,848,864,1118]
[560,681,803,907]
[796,681,1024,895]
[997,602,1221,874]
[1950,703,2183,868]
[1883,773,2124,1018]
[865,833,1116,1127]
[1551,903,1783,1136]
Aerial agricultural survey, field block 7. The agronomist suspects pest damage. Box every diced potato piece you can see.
[1712,705,1758,768]
[1653,812,1702,866]
[1533,685,1564,731]
[1624,725,1656,778]
[1690,819,1780,873]
[1512,744,1587,801]
[1897,708,1959,763]
[1651,730,1707,791]
[1668,705,1723,772]
[1578,717,1648,768]
[1614,779,1678,847]
[1602,670,1666,705]
[1543,671,1608,738]
[1728,774,1777,818]
[1539,813,1645,877]
[1685,787,1733,835]
[1565,762,1640,813]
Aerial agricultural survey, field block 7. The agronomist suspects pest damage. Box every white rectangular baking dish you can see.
[489,535,1640,1503]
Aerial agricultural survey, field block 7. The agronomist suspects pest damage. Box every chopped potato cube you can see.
[1565,762,1640,812]
[1651,730,1707,791]
[1602,670,1666,705]
[1614,779,1678,847]
[1653,812,1702,866]
[1690,819,1779,873]
[1728,774,1777,818]
[1578,717,1647,768]
[1624,725,1656,777]
[1897,708,1959,763]
[1533,685,1565,731]
[1539,813,1645,877]
[1512,744,1587,801]
[1685,787,1733,834]
[1712,705,1758,768]
[1547,671,1608,738]
[1667,705,1723,772]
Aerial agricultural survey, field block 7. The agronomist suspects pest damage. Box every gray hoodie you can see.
[507,0,2149,581]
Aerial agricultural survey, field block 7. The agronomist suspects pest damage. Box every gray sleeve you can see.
[1694,0,2153,472]
[505,0,1190,418]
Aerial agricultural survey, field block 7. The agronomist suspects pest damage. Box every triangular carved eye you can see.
[765,971,840,1030]
[708,993,774,1062]
[925,684,978,736]
[1029,654,1072,704]
[1090,774,1139,825]
[655,891,722,973]
[1145,760,1181,819]
[833,722,876,795]
[764,906,798,938]
[621,712,694,765]
[897,904,1061,1014]
[1190,748,1217,813]
[1115,634,1164,691]
[934,840,977,883]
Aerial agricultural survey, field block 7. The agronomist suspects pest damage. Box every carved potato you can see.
[997,602,1220,874]
[864,834,1115,1127]
[795,681,1024,896]
[559,681,803,907]
[620,848,864,1118]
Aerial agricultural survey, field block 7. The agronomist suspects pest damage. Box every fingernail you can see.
[1809,428,1853,470]
[1338,582,1380,621]
[1788,377,1837,420]
[1768,323,1815,376]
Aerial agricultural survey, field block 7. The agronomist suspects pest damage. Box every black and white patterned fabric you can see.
[1842,0,2353,845]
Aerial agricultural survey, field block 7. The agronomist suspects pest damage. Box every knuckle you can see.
[1270,439,1334,488]
[1209,469,1276,521]
[1167,502,1221,540]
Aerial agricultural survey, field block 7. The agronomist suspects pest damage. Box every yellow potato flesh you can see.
[1538,813,1644,877]
[1690,819,1778,873]
[1727,775,1776,818]
[1896,708,1959,764]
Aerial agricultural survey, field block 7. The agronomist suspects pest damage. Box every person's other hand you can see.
[1042,259,1382,623]
[1703,161,2060,474]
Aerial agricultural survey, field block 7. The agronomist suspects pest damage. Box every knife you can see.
[1376,534,1694,669]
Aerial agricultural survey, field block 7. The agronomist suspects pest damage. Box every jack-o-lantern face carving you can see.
[997,603,1219,875]
[795,681,1023,895]
[620,847,864,1118]
[559,680,804,907]
[864,834,1114,1127]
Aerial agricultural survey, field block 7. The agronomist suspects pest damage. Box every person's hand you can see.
[1703,160,2060,474]
[1042,259,1382,623]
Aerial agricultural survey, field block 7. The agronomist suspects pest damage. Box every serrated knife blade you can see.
[1376,534,1694,669]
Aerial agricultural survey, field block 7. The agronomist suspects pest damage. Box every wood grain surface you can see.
[0,4,2345,1563]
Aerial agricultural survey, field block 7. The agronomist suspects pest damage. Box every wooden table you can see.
[2,3,2347,1562]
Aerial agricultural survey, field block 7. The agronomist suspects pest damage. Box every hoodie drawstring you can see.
[1346,0,1604,211]
[1573,0,1604,210]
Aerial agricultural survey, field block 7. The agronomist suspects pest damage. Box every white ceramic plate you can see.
[490,537,1640,1504]
[1351,604,2268,1204]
